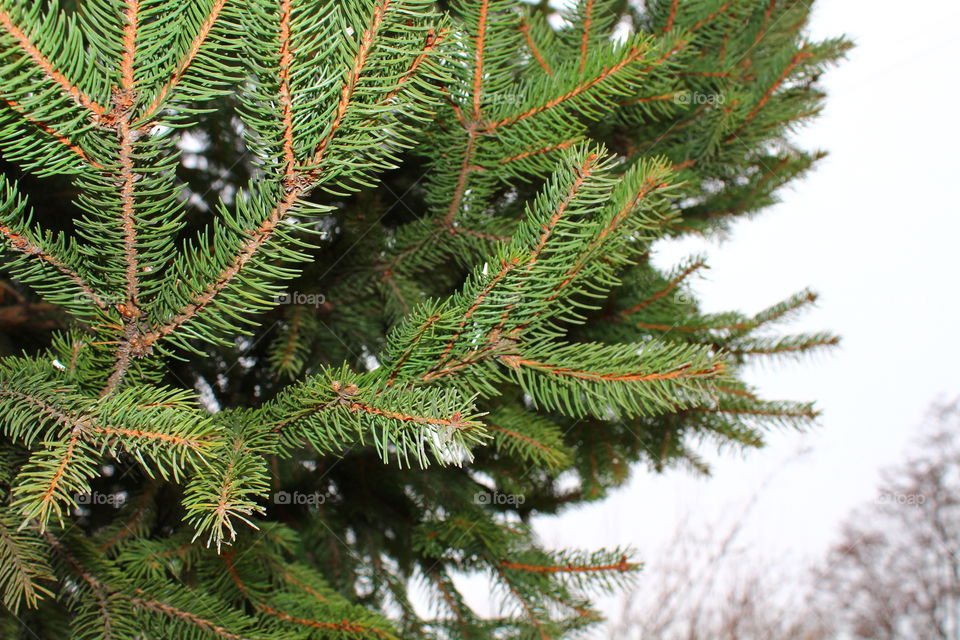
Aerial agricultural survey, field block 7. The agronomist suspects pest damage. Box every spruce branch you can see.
[0,177,108,317]
[0,516,55,613]
[0,0,847,634]
[0,98,103,170]
[0,5,106,117]
[139,0,232,121]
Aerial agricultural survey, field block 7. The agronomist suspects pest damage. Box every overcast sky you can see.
[527,0,960,633]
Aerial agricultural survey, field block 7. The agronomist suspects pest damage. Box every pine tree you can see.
[0,0,847,637]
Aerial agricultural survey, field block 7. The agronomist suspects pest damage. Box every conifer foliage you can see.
[0,0,846,637]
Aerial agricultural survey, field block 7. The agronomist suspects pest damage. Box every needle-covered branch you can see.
[0,0,846,636]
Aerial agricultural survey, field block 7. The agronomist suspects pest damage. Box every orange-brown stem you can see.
[141,0,229,119]
[519,18,552,75]
[0,8,106,116]
[0,224,106,308]
[500,556,634,573]
[578,0,594,74]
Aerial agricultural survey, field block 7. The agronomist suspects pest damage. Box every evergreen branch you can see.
[0,384,94,446]
[433,151,601,373]
[275,602,392,637]
[93,424,211,449]
[143,0,443,354]
[431,257,520,373]
[686,406,818,420]
[480,153,608,324]
[223,551,395,639]
[504,339,727,418]
[443,125,479,226]
[140,187,303,348]
[0,7,105,117]
[386,312,443,386]
[0,516,55,613]
[48,529,257,638]
[380,27,448,106]
[116,125,140,313]
[547,170,673,302]
[307,0,392,171]
[1,98,102,169]
[419,342,503,383]
[482,45,649,132]
[501,139,578,165]
[183,428,270,550]
[635,321,752,332]
[427,569,474,637]
[256,603,391,637]
[663,0,680,32]
[140,0,230,120]
[695,1,735,30]
[345,398,473,430]
[129,590,249,640]
[440,0,499,227]
[497,547,641,597]
[102,345,131,398]
[748,290,819,328]
[268,306,309,378]
[264,367,486,468]
[0,178,110,320]
[725,49,814,142]
[120,0,139,93]
[101,0,147,396]
[486,422,566,468]
[44,431,81,505]
[13,429,95,528]
[619,259,706,316]
[519,18,552,75]
[752,0,778,45]
[486,150,603,312]
[44,530,117,636]
[728,333,839,358]
[0,1,847,634]
[0,223,106,310]
[495,566,551,640]
[578,0,594,74]
[472,0,491,119]
[509,359,724,383]
[272,380,475,434]
[278,0,295,172]
[3,362,219,527]
[500,556,633,574]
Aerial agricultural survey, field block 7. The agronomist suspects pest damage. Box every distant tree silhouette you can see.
[817,402,960,640]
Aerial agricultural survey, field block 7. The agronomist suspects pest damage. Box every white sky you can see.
[528,0,960,634]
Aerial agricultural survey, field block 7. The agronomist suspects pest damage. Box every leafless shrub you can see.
[613,400,960,640]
